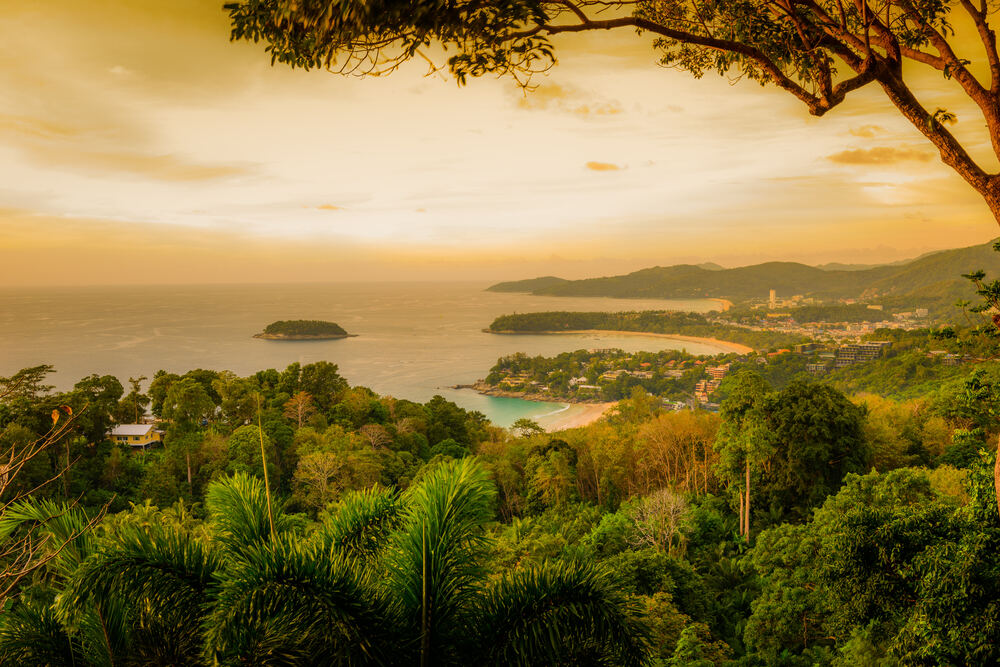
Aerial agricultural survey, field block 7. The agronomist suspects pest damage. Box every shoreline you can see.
[486,329,754,355]
[453,383,616,431]
[536,402,617,432]
[708,298,733,312]
[253,333,356,340]
[456,382,610,406]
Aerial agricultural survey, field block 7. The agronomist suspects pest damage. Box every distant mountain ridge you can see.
[486,240,999,305]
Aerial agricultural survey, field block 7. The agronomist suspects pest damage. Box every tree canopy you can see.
[227,0,1000,223]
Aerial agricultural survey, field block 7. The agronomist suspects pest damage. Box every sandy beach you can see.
[535,401,617,432]
[489,329,754,355]
[708,298,734,312]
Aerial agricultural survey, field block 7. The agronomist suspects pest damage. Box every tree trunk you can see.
[186,452,192,492]
[738,491,744,536]
[995,434,1000,522]
[745,460,751,540]
[877,70,1000,225]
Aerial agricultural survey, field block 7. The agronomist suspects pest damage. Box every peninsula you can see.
[485,311,804,351]
[253,320,353,340]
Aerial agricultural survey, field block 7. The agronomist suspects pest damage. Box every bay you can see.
[0,282,727,426]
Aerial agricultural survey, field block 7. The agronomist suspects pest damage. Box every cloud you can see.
[826,146,933,165]
[516,83,623,116]
[316,204,342,211]
[0,115,251,183]
[848,125,885,138]
[23,145,253,182]
[586,161,623,171]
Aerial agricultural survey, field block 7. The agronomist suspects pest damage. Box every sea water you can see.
[0,282,725,426]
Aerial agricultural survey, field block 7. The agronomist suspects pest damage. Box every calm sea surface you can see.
[0,283,725,426]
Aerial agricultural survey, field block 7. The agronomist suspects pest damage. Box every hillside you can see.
[486,276,569,292]
[486,239,999,307]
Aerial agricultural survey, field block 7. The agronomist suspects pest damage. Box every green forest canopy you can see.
[261,320,348,337]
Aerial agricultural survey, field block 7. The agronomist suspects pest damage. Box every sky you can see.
[1,0,999,285]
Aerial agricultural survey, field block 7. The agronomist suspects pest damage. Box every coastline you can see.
[486,329,754,355]
[536,402,617,432]
[455,382,616,432]
[708,298,733,312]
[253,333,356,340]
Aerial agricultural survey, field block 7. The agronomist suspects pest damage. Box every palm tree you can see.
[1,459,651,666]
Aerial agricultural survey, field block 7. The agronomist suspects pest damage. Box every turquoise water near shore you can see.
[0,282,728,426]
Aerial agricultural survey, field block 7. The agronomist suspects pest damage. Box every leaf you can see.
[51,409,60,424]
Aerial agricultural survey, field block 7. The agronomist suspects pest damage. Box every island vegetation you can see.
[254,319,351,340]
[487,310,806,351]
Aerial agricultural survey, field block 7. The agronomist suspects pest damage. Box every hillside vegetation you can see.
[258,320,349,338]
[487,311,806,349]
[487,239,1000,307]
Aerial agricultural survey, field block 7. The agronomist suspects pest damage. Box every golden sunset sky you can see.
[1,0,998,285]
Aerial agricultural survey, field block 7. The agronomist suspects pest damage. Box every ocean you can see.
[0,282,726,426]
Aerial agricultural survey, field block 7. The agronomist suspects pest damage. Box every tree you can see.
[16,462,652,665]
[283,390,316,428]
[359,423,392,449]
[299,361,349,413]
[511,417,544,437]
[631,487,690,557]
[714,370,772,538]
[228,0,1000,223]
[160,378,215,491]
[956,245,1000,519]
[213,372,259,427]
[116,375,150,425]
[0,396,106,607]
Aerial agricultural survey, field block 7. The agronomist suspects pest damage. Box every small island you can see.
[253,320,354,340]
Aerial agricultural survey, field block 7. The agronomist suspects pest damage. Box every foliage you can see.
[261,319,349,336]
[489,310,803,349]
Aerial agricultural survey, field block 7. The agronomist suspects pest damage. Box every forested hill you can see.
[486,239,999,304]
[487,275,569,292]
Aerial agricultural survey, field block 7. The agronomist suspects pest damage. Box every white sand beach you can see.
[536,401,617,432]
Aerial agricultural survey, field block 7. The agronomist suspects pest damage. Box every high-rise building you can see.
[769,289,777,309]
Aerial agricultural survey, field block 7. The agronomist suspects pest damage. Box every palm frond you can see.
[203,535,398,666]
[0,596,81,666]
[60,524,221,665]
[205,472,292,559]
[0,498,98,582]
[474,560,652,667]
[319,485,405,565]
[70,597,133,667]
[387,457,497,665]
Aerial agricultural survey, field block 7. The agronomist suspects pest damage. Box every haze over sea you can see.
[0,283,726,426]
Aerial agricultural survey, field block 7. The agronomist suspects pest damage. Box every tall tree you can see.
[714,370,772,538]
[160,378,215,491]
[228,0,1000,223]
